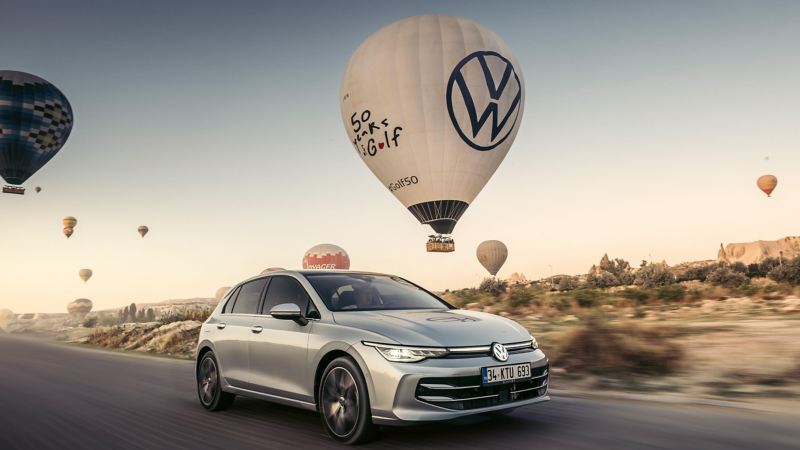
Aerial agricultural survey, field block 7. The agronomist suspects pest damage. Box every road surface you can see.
[0,334,796,449]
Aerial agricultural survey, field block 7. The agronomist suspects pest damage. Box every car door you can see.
[248,275,314,402]
[213,278,267,388]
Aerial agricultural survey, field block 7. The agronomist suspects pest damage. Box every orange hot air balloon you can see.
[137,225,149,238]
[302,244,350,270]
[63,227,74,238]
[757,175,778,197]
[79,268,93,283]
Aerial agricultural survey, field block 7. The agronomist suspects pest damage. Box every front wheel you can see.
[197,351,235,411]
[318,357,378,444]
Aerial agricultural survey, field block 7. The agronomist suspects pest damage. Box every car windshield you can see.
[303,273,453,312]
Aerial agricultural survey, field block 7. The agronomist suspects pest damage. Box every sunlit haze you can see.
[2,0,799,313]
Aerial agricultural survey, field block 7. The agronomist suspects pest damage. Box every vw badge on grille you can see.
[491,343,508,362]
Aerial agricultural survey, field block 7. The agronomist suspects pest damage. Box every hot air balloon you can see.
[67,298,92,317]
[0,71,73,195]
[302,244,350,270]
[34,186,41,193]
[215,287,232,301]
[137,225,149,238]
[0,309,14,329]
[340,15,524,252]
[260,267,285,275]
[62,216,77,238]
[79,268,92,283]
[477,240,508,276]
[757,175,778,197]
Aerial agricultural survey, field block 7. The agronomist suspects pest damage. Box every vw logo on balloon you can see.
[446,51,522,151]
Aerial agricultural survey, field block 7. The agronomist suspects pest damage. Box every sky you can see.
[1,0,799,313]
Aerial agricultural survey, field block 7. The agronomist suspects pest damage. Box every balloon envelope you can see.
[138,225,149,238]
[477,240,508,276]
[67,298,92,317]
[340,15,524,235]
[0,71,73,186]
[63,216,77,228]
[302,244,350,270]
[63,227,74,238]
[34,186,41,193]
[79,268,92,283]
[757,175,777,197]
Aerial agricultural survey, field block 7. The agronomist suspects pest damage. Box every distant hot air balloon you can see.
[340,15,524,251]
[0,71,73,194]
[757,175,778,197]
[67,298,92,317]
[137,225,149,238]
[79,268,93,283]
[0,309,14,329]
[215,287,232,301]
[62,216,77,238]
[260,267,285,275]
[476,240,508,276]
[34,186,41,193]
[302,244,350,270]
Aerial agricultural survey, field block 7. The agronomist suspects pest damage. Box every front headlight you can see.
[531,337,538,350]
[363,342,449,363]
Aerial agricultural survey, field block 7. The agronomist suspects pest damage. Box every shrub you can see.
[82,316,98,328]
[618,288,649,304]
[507,288,537,308]
[548,295,573,312]
[158,307,212,325]
[707,265,750,288]
[573,289,602,308]
[768,258,800,285]
[677,264,715,282]
[478,277,507,296]
[635,263,676,288]
[655,285,686,302]
[555,319,683,376]
[556,275,579,291]
[585,271,619,288]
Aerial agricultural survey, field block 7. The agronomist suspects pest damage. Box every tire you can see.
[197,351,235,411]
[318,357,379,444]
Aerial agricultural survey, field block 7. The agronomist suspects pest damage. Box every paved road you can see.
[0,334,796,450]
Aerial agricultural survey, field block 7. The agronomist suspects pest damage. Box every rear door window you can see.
[231,278,268,315]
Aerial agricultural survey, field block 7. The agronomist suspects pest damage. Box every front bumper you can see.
[352,342,550,425]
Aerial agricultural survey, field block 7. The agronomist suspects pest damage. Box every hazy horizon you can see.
[2,0,799,313]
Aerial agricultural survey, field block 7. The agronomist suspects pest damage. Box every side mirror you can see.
[269,303,308,325]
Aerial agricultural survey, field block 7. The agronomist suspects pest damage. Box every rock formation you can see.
[718,236,800,265]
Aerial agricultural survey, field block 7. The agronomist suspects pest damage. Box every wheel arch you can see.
[313,346,374,407]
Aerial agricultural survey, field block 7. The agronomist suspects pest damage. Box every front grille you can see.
[415,364,549,410]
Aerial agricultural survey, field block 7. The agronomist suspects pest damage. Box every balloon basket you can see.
[426,236,455,253]
[2,185,25,195]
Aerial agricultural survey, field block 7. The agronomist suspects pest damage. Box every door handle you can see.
[216,323,226,330]
[251,326,263,334]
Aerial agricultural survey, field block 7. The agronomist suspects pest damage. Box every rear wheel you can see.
[197,351,235,411]
[318,357,378,444]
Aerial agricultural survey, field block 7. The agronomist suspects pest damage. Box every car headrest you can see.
[338,291,356,309]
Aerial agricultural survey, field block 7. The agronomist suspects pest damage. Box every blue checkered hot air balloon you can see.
[0,71,73,192]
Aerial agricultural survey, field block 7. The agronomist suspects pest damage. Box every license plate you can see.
[481,363,531,385]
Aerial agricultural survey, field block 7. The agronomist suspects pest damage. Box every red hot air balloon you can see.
[302,244,350,270]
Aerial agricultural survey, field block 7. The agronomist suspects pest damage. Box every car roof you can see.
[236,269,395,285]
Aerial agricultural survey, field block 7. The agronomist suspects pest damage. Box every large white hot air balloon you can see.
[476,240,508,276]
[340,15,525,251]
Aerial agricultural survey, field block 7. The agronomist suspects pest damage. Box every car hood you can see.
[331,309,530,347]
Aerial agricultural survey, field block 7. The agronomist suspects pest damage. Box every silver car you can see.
[195,270,549,444]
